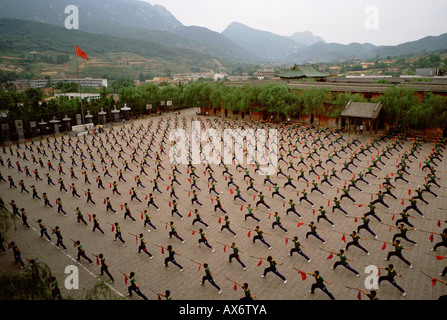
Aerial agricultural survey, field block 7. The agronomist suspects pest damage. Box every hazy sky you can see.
[148,0,447,46]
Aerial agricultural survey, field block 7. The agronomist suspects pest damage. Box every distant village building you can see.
[275,64,330,81]
[12,78,108,90]
[254,65,275,79]
[172,72,215,83]
[54,93,101,102]
[415,68,439,77]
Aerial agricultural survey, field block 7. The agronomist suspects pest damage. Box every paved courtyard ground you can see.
[0,108,446,302]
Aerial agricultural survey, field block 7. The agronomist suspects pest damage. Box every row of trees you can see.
[1,80,446,140]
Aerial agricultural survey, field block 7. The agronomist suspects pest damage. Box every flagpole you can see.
[74,43,85,124]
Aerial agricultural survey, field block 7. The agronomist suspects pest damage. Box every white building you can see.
[54,93,101,102]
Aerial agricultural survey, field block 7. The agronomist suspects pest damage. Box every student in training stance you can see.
[192,209,209,228]
[147,193,160,211]
[75,240,93,265]
[271,183,285,199]
[105,197,117,214]
[234,282,256,300]
[137,234,153,258]
[356,214,377,238]
[271,212,288,233]
[299,189,314,207]
[391,224,417,245]
[378,264,407,297]
[98,253,114,282]
[260,256,287,283]
[191,190,203,207]
[244,204,261,222]
[49,276,62,300]
[305,221,326,244]
[214,196,227,213]
[302,270,335,300]
[37,219,51,242]
[199,263,223,294]
[371,191,389,209]
[168,221,185,243]
[251,226,271,249]
[142,210,157,231]
[123,203,136,222]
[329,249,360,277]
[288,236,311,262]
[431,229,447,252]
[255,192,270,210]
[20,208,30,229]
[285,199,301,218]
[163,245,184,271]
[75,207,88,226]
[170,200,183,219]
[316,206,334,227]
[9,241,26,268]
[52,226,67,251]
[113,222,127,246]
[123,272,148,300]
[331,197,348,216]
[345,231,369,255]
[384,239,413,268]
[219,216,237,237]
[227,242,246,270]
[195,229,215,252]
[56,198,67,216]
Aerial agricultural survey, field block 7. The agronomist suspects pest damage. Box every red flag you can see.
[75,45,89,60]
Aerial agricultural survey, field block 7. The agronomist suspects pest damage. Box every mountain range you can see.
[0,0,446,75]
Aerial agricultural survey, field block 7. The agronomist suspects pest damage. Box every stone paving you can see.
[0,108,446,301]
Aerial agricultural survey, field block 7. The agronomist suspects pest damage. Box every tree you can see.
[380,86,418,128]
